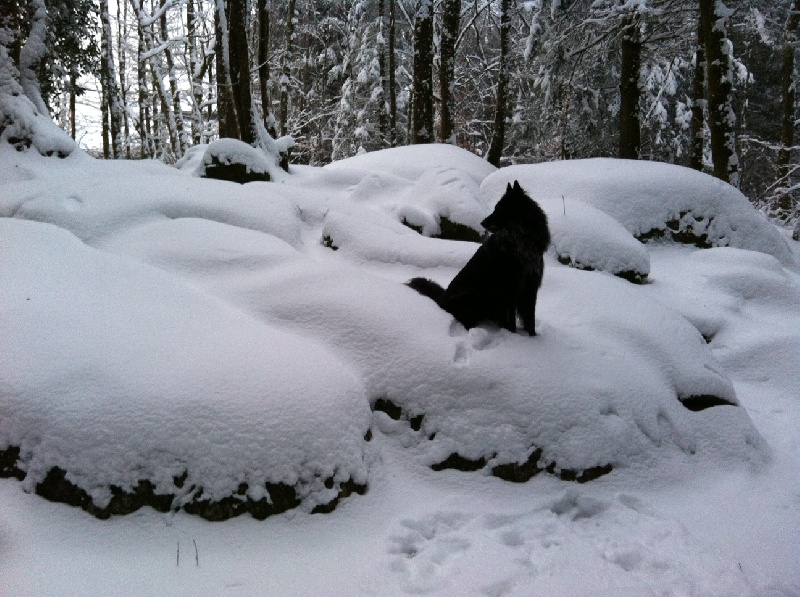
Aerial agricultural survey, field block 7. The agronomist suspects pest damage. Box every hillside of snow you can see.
[1,136,798,596]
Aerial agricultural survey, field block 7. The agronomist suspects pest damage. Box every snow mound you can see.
[541,196,650,283]
[323,143,497,185]
[208,258,764,481]
[0,219,371,519]
[0,91,78,158]
[482,159,795,267]
[0,149,774,520]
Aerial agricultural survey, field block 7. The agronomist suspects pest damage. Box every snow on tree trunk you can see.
[618,12,641,160]
[133,6,151,159]
[19,0,49,115]
[412,0,434,145]
[487,0,511,166]
[699,0,739,187]
[118,0,130,158]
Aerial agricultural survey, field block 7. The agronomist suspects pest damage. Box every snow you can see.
[1,133,799,595]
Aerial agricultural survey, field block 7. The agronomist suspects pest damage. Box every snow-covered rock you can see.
[0,218,370,519]
[483,158,795,267]
[194,139,272,183]
[542,196,650,283]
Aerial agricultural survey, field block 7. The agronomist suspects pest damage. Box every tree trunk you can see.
[377,0,389,143]
[487,0,511,166]
[160,0,186,154]
[699,0,738,186]
[186,0,203,145]
[227,0,255,143]
[439,0,461,144]
[257,0,276,136]
[412,0,434,144]
[134,5,151,159]
[100,0,122,158]
[118,0,130,158]
[778,0,800,183]
[689,15,706,171]
[279,0,296,137]
[69,70,77,139]
[388,0,397,147]
[101,87,110,158]
[215,0,237,138]
[618,13,641,160]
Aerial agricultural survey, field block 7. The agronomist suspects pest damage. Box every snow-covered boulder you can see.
[482,158,795,267]
[194,139,272,183]
[542,196,650,283]
[0,219,371,519]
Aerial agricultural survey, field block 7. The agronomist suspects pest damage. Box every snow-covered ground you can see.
[1,138,799,596]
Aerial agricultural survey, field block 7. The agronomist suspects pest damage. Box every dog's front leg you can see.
[517,281,538,336]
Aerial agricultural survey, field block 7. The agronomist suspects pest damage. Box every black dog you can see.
[407,181,550,335]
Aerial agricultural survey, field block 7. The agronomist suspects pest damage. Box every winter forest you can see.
[2,0,799,221]
[3,1,800,595]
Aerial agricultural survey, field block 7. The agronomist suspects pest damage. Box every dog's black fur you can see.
[407,181,550,335]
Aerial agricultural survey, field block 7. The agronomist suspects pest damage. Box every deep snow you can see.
[1,137,799,596]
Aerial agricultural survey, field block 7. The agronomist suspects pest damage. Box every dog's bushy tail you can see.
[406,277,447,307]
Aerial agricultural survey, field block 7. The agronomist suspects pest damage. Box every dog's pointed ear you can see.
[506,182,513,193]
[513,180,522,191]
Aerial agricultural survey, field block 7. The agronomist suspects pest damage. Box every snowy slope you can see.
[1,138,799,596]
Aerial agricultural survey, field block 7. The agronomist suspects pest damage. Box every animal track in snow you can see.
[388,512,473,593]
[383,493,711,596]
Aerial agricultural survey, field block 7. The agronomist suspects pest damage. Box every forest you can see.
[2,0,799,222]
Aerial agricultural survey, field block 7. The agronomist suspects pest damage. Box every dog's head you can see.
[481,181,548,237]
